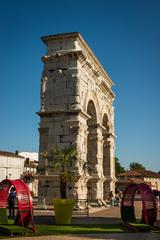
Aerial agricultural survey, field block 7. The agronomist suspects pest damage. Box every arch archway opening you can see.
[86,100,98,201]
[87,100,98,175]
[87,179,98,202]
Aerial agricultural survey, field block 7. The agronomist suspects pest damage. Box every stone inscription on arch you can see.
[38,32,116,204]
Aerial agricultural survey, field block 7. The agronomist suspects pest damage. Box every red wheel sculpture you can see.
[121,183,157,226]
[0,179,35,232]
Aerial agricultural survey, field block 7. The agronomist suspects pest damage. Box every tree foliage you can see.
[115,157,125,174]
[41,145,78,199]
[129,161,146,171]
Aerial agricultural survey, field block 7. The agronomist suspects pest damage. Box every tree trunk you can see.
[60,176,67,199]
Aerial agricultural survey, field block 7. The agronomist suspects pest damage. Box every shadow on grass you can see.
[31,215,130,236]
[32,215,160,236]
[33,215,120,225]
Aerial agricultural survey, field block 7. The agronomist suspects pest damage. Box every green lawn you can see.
[0,223,127,238]
[0,223,159,238]
[32,223,128,236]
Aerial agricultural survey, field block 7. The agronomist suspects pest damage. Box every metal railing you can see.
[73,199,89,217]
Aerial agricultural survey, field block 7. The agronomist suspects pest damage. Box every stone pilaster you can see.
[103,131,116,196]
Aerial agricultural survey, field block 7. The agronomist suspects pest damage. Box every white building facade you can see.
[0,151,24,181]
[19,151,38,196]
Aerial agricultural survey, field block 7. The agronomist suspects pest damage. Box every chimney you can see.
[15,150,19,155]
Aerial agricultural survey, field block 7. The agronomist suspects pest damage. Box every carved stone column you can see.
[103,131,116,198]
[96,124,105,200]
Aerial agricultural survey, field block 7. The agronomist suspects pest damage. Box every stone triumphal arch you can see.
[38,32,116,204]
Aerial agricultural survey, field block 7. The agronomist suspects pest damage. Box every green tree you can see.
[129,162,145,171]
[41,145,78,199]
[115,157,125,174]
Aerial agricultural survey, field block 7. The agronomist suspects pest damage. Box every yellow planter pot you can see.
[53,199,75,224]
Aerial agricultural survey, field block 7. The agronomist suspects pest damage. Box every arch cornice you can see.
[41,32,114,87]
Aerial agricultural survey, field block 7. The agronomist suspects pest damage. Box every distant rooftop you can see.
[0,151,24,158]
[117,169,160,178]
[19,152,38,161]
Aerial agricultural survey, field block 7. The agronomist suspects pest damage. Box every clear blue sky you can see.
[0,0,160,171]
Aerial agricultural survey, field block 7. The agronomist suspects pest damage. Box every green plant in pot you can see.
[41,145,78,224]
